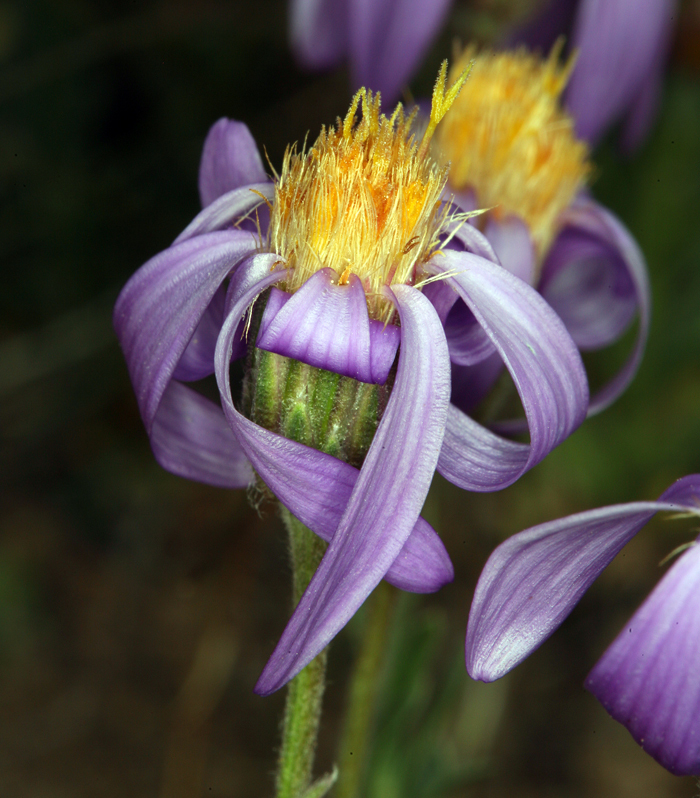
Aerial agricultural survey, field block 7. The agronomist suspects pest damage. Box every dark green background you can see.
[1,0,699,795]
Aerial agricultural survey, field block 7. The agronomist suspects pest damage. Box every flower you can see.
[511,0,677,150]
[289,0,452,103]
[290,0,675,151]
[114,66,588,696]
[431,46,650,416]
[465,474,700,776]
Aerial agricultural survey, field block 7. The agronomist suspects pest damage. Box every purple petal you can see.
[349,0,452,103]
[198,119,269,208]
[565,0,675,145]
[214,257,453,596]
[256,270,400,384]
[151,380,254,488]
[505,0,578,53]
[443,298,497,366]
[586,535,700,776]
[430,249,588,491]
[450,354,504,414]
[466,474,700,682]
[546,197,651,415]
[250,284,450,694]
[483,215,535,285]
[174,183,274,245]
[289,0,349,70]
[113,230,258,431]
[444,214,501,265]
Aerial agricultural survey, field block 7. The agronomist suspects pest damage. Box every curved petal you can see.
[151,380,254,488]
[586,536,700,776]
[466,474,700,682]
[551,198,651,415]
[443,298,497,366]
[430,249,588,492]
[173,183,274,245]
[214,256,453,595]
[349,0,452,103]
[198,119,269,208]
[289,0,349,70]
[250,284,450,694]
[256,269,400,384]
[450,354,504,414]
[565,0,675,145]
[113,229,258,431]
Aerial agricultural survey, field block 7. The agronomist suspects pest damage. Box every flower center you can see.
[268,63,467,319]
[434,44,590,260]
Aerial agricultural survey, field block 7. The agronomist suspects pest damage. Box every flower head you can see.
[465,474,700,776]
[114,68,589,695]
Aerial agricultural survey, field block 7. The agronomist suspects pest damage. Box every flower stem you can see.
[335,580,397,798]
[275,508,329,798]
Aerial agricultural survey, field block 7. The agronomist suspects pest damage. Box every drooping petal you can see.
[444,213,501,264]
[198,118,269,208]
[173,183,274,245]
[586,536,700,776]
[289,0,350,70]
[256,269,400,384]
[113,230,258,431]
[214,257,453,595]
[544,197,650,415]
[349,0,452,103]
[450,354,505,414]
[466,474,700,682]
[483,215,535,285]
[565,0,675,146]
[151,380,254,488]
[443,298,497,366]
[249,285,450,694]
[430,249,588,492]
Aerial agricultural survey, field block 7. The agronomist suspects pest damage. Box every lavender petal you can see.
[466,475,700,682]
[198,118,269,208]
[586,535,700,776]
[430,249,588,491]
[290,0,349,69]
[113,230,258,431]
[484,215,535,285]
[256,269,400,384]
[151,380,254,488]
[251,284,450,694]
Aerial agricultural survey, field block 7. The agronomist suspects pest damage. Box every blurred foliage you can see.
[1,0,700,796]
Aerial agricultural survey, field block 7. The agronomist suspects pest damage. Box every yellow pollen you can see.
[434,43,590,260]
[268,63,468,320]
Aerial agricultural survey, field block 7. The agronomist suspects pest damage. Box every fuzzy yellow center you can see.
[268,63,467,320]
[434,44,590,260]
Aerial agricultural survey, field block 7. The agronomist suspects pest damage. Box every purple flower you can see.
[465,474,700,776]
[289,0,452,103]
[433,48,649,416]
[114,72,588,696]
[512,0,677,150]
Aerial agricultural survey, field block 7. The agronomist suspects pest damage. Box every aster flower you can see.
[465,474,700,776]
[511,0,676,150]
[114,65,589,696]
[432,46,649,416]
[289,0,452,103]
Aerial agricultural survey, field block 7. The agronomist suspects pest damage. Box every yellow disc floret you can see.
[268,62,468,320]
[434,43,590,260]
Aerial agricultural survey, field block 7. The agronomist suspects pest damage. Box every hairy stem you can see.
[275,508,329,798]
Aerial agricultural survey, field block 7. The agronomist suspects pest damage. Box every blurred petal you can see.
[505,0,578,53]
[566,0,675,145]
[114,230,258,431]
[253,285,450,694]
[443,298,497,366]
[214,257,452,595]
[198,118,269,208]
[257,269,400,384]
[431,249,588,491]
[450,354,504,414]
[290,0,349,69]
[174,183,274,245]
[466,475,700,682]
[548,197,651,415]
[151,381,254,488]
[484,215,535,285]
[586,537,700,776]
[349,0,452,102]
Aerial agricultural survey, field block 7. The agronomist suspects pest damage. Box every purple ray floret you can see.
[465,474,700,775]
